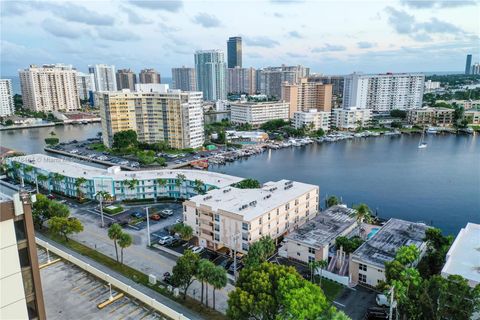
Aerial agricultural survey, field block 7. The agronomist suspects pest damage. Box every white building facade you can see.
[88,64,117,92]
[194,50,227,101]
[332,108,372,130]
[293,109,330,132]
[76,72,94,101]
[343,73,424,112]
[19,64,81,112]
[0,79,14,116]
[230,101,289,127]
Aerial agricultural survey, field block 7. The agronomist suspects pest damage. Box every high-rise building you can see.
[0,191,46,320]
[98,86,204,149]
[19,64,81,112]
[258,65,309,100]
[88,64,117,92]
[342,73,424,112]
[194,50,227,101]
[472,62,480,75]
[116,69,137,91]
[230,101,290,127]
[172,66,196,91]
[139,69,161,84]
[281,78,332,118]
[227,67,256,95]
[76,72,94,101]
[227,36,242,68]
[0,79,14,116]
[465,54,472,75]
[307,74,344,98]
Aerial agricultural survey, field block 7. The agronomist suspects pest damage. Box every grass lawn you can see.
[102,205,124,215]
[316,277,345,301]
[41,231,227,320]
[89,142,109,152]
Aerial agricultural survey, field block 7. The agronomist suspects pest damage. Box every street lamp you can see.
[145,207,151,246]
[96,192,105,228]
[231,232,242,281]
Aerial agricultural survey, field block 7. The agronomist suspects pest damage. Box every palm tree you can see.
[353,203,373,238]
[156,178,167,197]
[193,179,205,195]
[125,178,139,198]
[118,232,132,264]
[75,177,87,200]
[210,266,227,310]
[175,173,186,199]
[197,259,212,305]
[107,224,123,262]
[317,259,329,288]
[96,191,112,228]
[12,162,21,182]
[37,174,48,192]
[52,173,65,194]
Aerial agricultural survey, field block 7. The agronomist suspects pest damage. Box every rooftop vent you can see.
[203,195,212,200]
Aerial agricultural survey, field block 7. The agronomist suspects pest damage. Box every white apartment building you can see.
[172,66,196,91]
[343,73,424,112]
[227,67,256,95]
[98,86,204,149]
[464,109,480,125]
[332,108,372,130]
[194,50,227,101]
[293,109,330,132]
[88,64,117,92]
[424,80,441,92]
[19,64,81,112]
[183,180,319,254]
[0,79,14,116]
[230,101,289,127]
[76,72,94,101]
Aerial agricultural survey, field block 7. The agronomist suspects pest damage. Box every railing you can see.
[36,237,189,320]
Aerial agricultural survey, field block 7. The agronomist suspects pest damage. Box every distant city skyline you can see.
[1,0,479,77]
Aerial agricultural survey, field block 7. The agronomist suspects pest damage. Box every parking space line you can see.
[116,305,143,320]
[97,293,124,309]
[139,310,152,319]
[108,298,130,314]
[89,288,110,302]
[333,301,346,307]
[79,283,104,296]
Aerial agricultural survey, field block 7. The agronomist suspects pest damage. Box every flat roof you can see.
[441,223,480,287]
[352,218,428,268]
[188,180,318,221]
[9,154,242,187]
[285,205,356,248]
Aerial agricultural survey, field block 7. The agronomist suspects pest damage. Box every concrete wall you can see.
[349,258,386,287]
[36,238,189,320]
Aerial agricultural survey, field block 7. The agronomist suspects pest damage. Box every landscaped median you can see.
[102,205,124,215]
[39,230,226,320]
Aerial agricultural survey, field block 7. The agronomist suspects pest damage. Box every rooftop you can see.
[441,223,480,288]
[188,179,318,221]
[352,218,428,268]
[9,154,242,187]
[285,205,357,248]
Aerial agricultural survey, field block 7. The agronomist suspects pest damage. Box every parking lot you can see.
[38,247,167,320]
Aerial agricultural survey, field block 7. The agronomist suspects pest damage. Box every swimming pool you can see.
[368,227,380,239]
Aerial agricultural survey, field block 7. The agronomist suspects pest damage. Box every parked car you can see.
[130,211,144,219]
[161,209,174,216]
[365,307,388,320]
[191,246,204,254]
[163,272,172,285]
[47,194,56,200]
[150,214,161,221]
[228,262,243,273]
[158,235,174,245]
[175,218,183,224]
[376,294,390,307]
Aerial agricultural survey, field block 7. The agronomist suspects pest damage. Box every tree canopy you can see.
[172,250,200,299]
[243,236,275,268]
[32,194,70,229]
[335,236,364,254]
[48,216,83,241]
[112,130,138,150]
[233,178,261,189]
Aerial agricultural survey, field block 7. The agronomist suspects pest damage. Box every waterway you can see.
[209,134,479,235]
[1,124,478,235]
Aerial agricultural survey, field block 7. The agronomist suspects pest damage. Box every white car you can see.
[376,294,391,307]
[191,246,204,254]
[162,209,174,216]
[158,236,174,245]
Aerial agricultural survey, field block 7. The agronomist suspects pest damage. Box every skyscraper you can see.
[139,69,161,84]
[227,36,242,68]
[194,50,227,101]
[172,66,196,91]
[258,65,309,100]
[76,72,95,101]
[19,64,81,112]
[0,79,14,116]
[88,64,117,92]
[465,54,472,75]
[281,78,332,118]
[116,69,137,91]
[227,67,256,95]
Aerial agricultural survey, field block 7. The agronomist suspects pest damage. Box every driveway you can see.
[334,285,377,320]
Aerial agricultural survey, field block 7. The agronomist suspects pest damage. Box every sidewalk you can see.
[36,233,206,320]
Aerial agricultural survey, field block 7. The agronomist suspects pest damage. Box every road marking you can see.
[39,258,61,269]
[109,298,130,314]
[333,301,346,307]
[97,293,124,309]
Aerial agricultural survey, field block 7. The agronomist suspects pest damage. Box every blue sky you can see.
[1,0,479,77]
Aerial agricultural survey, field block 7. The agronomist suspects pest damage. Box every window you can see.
[308,247,315,254]
[183,205,187,212]
[308,256,315,263]
[297,252,301,256]
[285,203,290,210]
[242,243,249,251]
[18,247,30,268]
[214,214,220,222]
[268,213,271,220]
[214,234,220,241]
[14,220,26,241]
[195,218,199,225]
[242,223,249,231]
[259,217,262,225]
[214,224,220,232]
[359,273,367,283]
[359,263,367,271]
[306,193,310,199]
[295,199,299,205]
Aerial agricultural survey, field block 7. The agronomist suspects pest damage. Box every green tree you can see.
[118,232,133,264]
[210,265,228,310]
[395,244,420,266]
[352,203,373,236]
[197,259,216,306]
[260,119,289,131]
[390,109,407,119]
[243,236,275,268]
[32,194,70,229]
[171,250,200,299]
[193,179,205,195]
[51,173,65,193]
[45,137,59,146]
[37,173,49,192]
[108,223,123,262]
[175,173,186,198]
[227,262,344,320]
[335,236,364,254]
[74,177,87,200]
[171,223,193,241]
[4,119,13,126]
[112,130,138,150]
[418,228,453,278]
[233,178,261,189]
[124,178,138,198]
[48,216,83,242]
[326,195,340,207]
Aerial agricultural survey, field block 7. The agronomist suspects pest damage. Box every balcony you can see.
[199,212,213,221]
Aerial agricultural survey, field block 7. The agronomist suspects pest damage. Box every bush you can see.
[103,205,124,215]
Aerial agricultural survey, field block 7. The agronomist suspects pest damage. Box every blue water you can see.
[210,134,480,236]
[368,228,380,239]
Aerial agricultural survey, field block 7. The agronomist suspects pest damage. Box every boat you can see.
[426,127,438,134]
[418,127,427,149]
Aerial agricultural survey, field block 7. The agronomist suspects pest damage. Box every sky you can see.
[1,0,479,77]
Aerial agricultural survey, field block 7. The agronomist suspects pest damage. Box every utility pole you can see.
[389,286,395,320]
[97,193,105,228]
[145,207,151,246]
[35,176,39,194]
[232,232,241,281]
